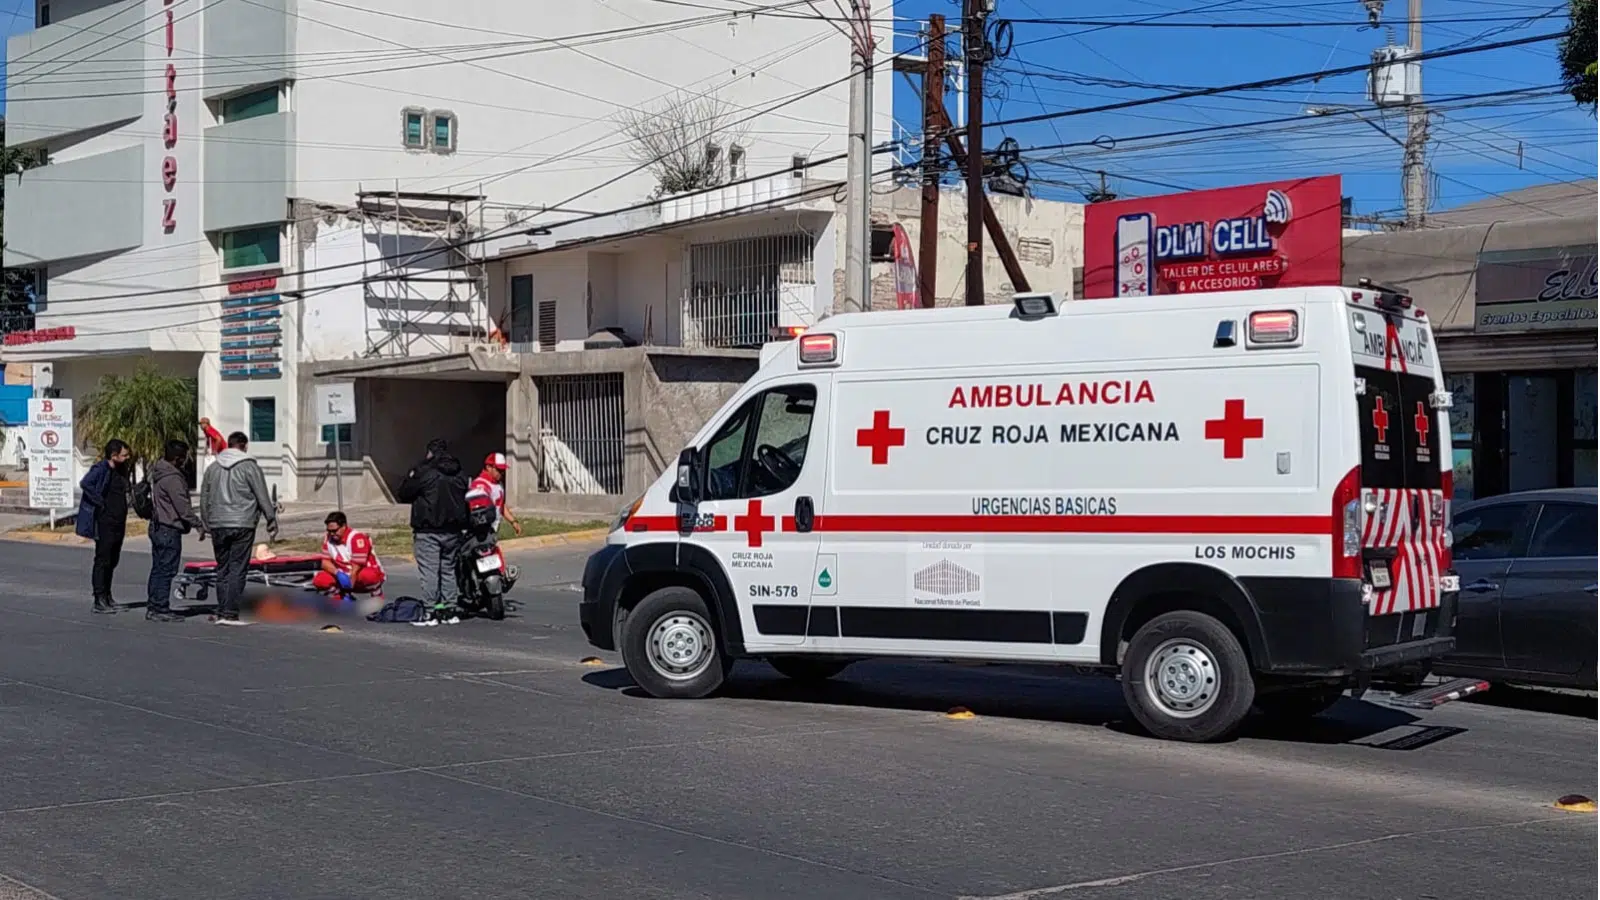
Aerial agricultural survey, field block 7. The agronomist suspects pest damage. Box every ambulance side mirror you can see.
[675,448,701,504]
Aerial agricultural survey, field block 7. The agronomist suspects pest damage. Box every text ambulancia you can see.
[579,285,1473,742]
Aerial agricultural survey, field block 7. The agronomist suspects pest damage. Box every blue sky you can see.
[883,0,1595,218]
[3,0,1592,220]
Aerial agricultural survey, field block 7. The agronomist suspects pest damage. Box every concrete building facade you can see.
[2,0,897,497]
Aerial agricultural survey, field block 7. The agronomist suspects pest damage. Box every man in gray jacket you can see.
[146,439,204,622]
[199,431,279,626]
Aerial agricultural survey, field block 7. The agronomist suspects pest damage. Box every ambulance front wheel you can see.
[621,586,730,699]
[1121,610,1255,743]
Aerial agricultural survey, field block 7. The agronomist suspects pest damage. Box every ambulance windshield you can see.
[703,384,817,501]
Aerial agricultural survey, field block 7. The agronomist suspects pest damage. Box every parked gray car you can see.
[1435,488,1597,690]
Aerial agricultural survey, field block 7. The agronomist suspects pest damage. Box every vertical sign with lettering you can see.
[161,0,177,233]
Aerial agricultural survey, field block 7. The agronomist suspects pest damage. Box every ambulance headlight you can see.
[1013,292,1059,320]
[613,496,643,533]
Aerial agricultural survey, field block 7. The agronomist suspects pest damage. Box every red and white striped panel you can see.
[1361,487,1447,615]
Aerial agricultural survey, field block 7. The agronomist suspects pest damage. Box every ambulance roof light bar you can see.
[797,332,839,366]
[768,325,806,341]
[1013,291,1060,321]
[1356,277,1413,312]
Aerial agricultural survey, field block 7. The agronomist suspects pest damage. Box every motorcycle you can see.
[454,505,518,620]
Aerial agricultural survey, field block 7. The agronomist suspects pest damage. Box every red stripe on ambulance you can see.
[777,513,1328,536]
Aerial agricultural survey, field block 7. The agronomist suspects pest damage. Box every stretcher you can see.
[171,547,326,605]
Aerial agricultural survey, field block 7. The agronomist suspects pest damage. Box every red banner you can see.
[890,224,918,310]
[1082,176,1343,299]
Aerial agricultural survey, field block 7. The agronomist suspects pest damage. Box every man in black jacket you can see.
[395,437,469,624]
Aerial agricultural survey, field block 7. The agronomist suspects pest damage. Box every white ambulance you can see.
[580,284,1465,742]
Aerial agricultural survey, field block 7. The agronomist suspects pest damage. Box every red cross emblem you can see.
[1371,396,1390,444]
[733,499,775,548]
[856,410,905,466]
[1413,401,1430,445]
[1204,398,1264,460]
[41,462,58,477]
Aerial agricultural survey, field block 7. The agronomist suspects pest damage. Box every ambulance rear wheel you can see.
[1121,610,1255,743]
[768,657,850,683]
[622,586,728,699]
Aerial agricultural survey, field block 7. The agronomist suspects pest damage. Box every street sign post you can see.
[27,398,74,524]
[314,382,357,513]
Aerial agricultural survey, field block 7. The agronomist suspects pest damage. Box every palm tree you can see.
[79,359,197,467]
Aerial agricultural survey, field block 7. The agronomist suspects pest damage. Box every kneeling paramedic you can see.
[313,511,386,603]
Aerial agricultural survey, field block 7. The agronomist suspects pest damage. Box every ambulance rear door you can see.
[1349,296,1450,636]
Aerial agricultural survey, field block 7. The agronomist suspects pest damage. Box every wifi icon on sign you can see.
[1263,189,1293,226]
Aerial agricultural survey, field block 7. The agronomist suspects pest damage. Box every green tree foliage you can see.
[79,359,198,465]
[2,118,48,333]
[1559,0,1597,110]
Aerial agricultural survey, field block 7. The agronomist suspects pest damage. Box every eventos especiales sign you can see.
[1082,175,1344,299]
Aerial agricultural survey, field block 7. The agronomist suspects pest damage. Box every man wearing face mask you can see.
[76,439,134,614]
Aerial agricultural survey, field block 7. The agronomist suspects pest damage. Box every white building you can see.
[2,0,897,498]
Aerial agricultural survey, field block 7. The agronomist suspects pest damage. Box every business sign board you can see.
[1474,244,1597,333]
[1082,176,1344,299]
[220,279,284,381]
[315,382,357,427]
[27,397,74,509]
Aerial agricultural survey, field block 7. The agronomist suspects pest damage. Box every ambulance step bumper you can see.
[1388,677,1491,710]
[1358,635,1455,672]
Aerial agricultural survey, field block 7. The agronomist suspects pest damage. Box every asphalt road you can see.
[0,538,1594,900]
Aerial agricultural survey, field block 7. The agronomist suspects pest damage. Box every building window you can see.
[1574,369,1596,488]
[430,111,456,153]
[538,300,557,351]
[320,423,353,445]
[790,154,808,180]
[728,144,745,181]
[1446,372,1476,501]
[870,224,894,261]
[220,225,281,270]
[37,2,48,26]
[220,87,278,123]
[403,108,426,149]
[247,397,276,444]
[704,143,721,179]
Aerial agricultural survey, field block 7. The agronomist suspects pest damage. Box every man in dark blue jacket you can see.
[76,439,133,614]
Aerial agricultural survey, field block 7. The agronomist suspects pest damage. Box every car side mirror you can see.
[676,448,700,504]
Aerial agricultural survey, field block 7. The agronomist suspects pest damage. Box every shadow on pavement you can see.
[583,660,1443,747]
[1465,685,1597,719]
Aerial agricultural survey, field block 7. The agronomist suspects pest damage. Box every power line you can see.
[1006,13,1555,27]
[985,31,1565,130]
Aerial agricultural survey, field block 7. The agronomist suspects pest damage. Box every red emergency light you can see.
[1247,309,1299,344]
[768,325,807,341]
[797,332,839,365]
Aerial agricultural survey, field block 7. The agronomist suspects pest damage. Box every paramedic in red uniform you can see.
[313,511,386,598]
[467,453,523,536]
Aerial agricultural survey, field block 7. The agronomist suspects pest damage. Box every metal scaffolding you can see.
[356,185,487,358]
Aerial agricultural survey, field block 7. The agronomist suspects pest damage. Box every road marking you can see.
[957,817,1588,899]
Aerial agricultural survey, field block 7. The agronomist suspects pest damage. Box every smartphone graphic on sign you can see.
[1115,213,1154,298]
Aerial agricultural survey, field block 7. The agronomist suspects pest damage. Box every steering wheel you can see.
[755,443,801,486]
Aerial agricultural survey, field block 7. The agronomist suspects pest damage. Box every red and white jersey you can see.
[468,475,505,520]
[323,528,384,577]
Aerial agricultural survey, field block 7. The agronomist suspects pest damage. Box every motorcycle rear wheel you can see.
[484,576,506,620]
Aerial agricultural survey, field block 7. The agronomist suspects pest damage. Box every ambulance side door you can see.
[691,376,830,647]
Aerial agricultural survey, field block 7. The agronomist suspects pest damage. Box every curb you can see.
[2,525,611,554]
[1,529,90,546]
[499,527,610,552]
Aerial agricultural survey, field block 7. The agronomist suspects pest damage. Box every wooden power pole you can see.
[962,0,988,306]
[916,14,946,309]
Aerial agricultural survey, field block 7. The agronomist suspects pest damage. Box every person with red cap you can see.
[467,452,523,537]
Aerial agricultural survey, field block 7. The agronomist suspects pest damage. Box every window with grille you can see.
[538,300,557,351]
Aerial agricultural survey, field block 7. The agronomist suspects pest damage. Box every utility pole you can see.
[1401,0,1427,228]
[961,0,990,306]
[841,0,875,314]
[917,14,946,309]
